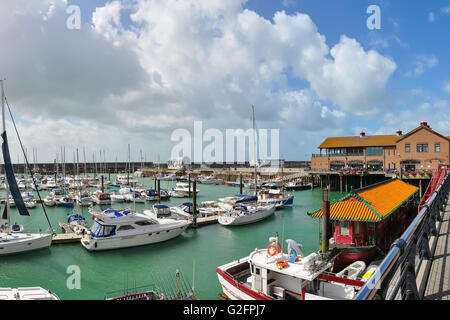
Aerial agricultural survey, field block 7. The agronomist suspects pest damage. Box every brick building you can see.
[311,121,449,172]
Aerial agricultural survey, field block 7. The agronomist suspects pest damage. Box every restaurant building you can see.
[311,121,449,172]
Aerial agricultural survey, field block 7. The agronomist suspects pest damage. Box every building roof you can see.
[395,124,450,143]
[308,179,418,222]
[318,135,398,149]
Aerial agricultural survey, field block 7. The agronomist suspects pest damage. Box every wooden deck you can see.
[190,215,219,228]
[423,195,450,300]
[51,222,83,244]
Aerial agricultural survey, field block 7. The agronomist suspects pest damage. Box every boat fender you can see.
[267,243,282,256]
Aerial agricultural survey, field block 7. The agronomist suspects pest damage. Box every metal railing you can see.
[354,170,450,300]
[312,153,364,158]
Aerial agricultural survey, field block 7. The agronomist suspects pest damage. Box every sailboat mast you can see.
[1,80,10,226]
[252,105,257,196]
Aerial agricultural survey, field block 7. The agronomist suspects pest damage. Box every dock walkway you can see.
[423,196,450,300]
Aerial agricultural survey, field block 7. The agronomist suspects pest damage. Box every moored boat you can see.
[218,204,275,226]
[81,207,191,251]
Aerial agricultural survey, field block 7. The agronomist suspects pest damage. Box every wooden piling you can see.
[192,180,197,227]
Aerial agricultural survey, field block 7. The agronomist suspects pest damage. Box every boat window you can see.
[135,220,155,226]
[340,221,350,236]
[90,222,116,238]
[117,225,135,231]
[255,268,261,276]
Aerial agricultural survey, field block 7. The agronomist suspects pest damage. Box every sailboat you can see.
[0,80,52,256]
[218,105,275,226]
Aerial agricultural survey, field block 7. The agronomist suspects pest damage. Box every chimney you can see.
[396,129,402,136]
[360,131,366,138]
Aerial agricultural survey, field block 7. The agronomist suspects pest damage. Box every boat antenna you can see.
[3,91,54,233]
[251,105,258,197]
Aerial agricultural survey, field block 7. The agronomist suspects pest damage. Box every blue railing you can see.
[354,172,450,300]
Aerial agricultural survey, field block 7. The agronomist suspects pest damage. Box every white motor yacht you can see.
[81,207,191,251]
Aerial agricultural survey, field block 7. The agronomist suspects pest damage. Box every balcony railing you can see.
[312,153,364,158]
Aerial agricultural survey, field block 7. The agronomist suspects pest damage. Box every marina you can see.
[1,0,449,305]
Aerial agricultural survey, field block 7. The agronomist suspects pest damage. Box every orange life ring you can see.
[267,243,282,256]
[275,260,288,269]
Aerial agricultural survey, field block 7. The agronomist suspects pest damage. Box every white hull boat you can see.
[81,208,191,251]
[0,287,59,300]
[0,232,52,256]
[218,204,275,226]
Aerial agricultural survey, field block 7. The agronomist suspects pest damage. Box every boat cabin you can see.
[96,192,111,201]
[153,205,171,218]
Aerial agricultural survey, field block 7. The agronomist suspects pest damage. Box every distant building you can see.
[167,157,191,170]
[311,121,449,172]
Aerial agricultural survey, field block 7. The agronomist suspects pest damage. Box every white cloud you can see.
[428,12,435,22]
[444,81,450,94]
[442,6,450,14]
[0,0,397,161]
[404,55,439,78]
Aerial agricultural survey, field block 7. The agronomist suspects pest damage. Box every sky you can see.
[0,0,449,164]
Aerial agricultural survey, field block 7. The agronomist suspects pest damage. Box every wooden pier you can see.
[191,215,219,227]
[51,222,83,244]
[423,194,450,300]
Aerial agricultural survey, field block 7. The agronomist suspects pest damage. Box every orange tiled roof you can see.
[309,179,418,222]
[318,135,397,149]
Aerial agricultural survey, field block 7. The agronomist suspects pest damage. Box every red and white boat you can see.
[216,234,366,300]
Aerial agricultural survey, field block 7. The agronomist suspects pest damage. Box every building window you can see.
[435,143,440,152]
[405,144,410,153]
[417,144,428,153]
[366,147,383,156]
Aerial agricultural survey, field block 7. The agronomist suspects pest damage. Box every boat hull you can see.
[0,233,52,256]
[218,206,275,226]
[332,246,378,272]
[81,224,190,251]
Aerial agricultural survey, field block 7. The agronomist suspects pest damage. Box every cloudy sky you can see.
[0,0,449,164]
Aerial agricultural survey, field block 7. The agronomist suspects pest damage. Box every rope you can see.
[4,96,55,234]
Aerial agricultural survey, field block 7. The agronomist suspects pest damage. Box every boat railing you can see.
[354,169,450,300]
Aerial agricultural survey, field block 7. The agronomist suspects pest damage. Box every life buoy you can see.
[267,243,282,256]
[275,260,288,269]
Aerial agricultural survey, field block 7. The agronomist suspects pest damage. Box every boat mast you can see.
[252,105,257,197]
[1,80,10,227]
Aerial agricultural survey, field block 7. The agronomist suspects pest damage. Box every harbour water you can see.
[0,176,340,300]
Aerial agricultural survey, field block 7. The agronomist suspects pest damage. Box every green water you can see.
[0,177,340,300]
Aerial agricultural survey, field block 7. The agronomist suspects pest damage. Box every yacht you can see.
[81,207,191,251]
[46,178,57,189]
[91,191,112,205]
[170,203,195,218]
[216,235,363,300]
[170,182,199,197]
[0,287,59,300]
[218,204,275,226]
[257,189,294,209]
[110,191,125,203]
[58,195,74,207]
[285,180,312,191]
[76,189,93,207]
